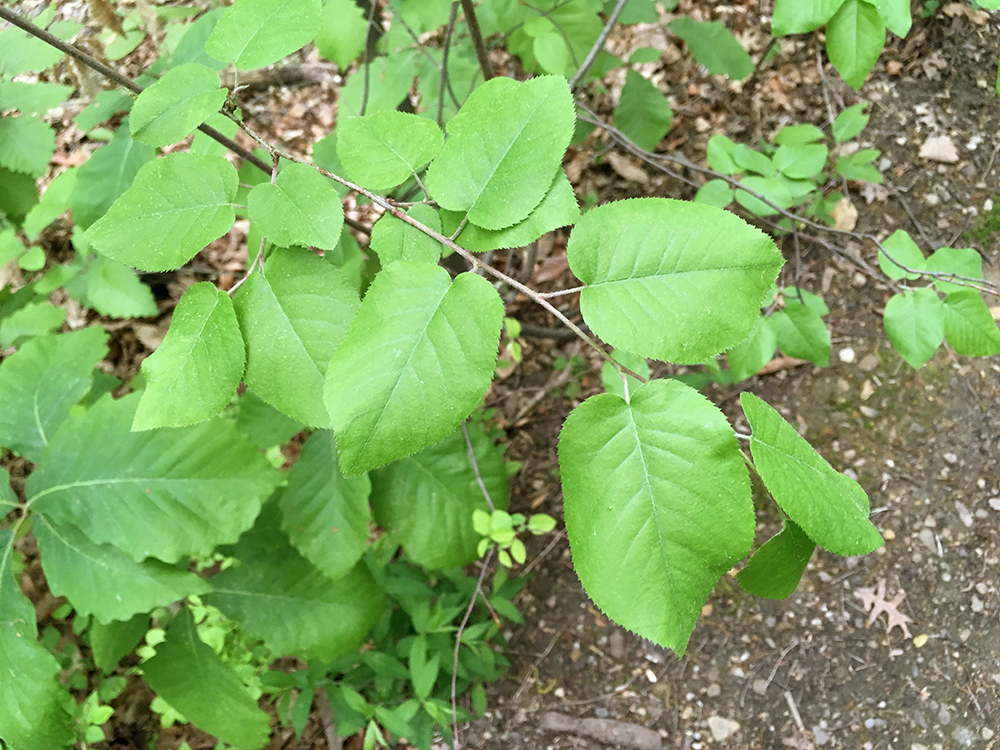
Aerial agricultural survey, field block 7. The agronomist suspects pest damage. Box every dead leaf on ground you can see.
[605,151,649,184]
[919,135,959,164]
[831,197,858,231]
[854,578,913,639]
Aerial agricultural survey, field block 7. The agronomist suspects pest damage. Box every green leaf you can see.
[235,388,304,449]
[141,607,271,748]
[733,144,775,177]
[171,7,227,69]
[409,636,440,701]
[925,246,983,295]
[206,504,384,662]
[338,49,422,116]
[24,167,78,241]
[614,69,673,152]
[694,178,734,208]
[736,520,816,599]
[0,81,73,115]
[942,290,1000,356]
[234,247,360,427]
[130,63,228,147]
[370,423,508,569]
[0,24,66,76]
[444,170,580,252]
[247,162,345,250]
[600,349,650,400]
[0,468,15,512]
[206,0,322,70]
[772,0,846,34]
[68,122,155,230]
[735,175,793,214]
[567,198,783,364]
[279,431,371,581]
[0,115,55,177]
[835,148,882,182]
[771,301,831,366]
[559,380,753,655]
[85,153,238,271]
[34,516,210,624]
[773,143,828,179]
[89,614,148,673]
[532,30,572,76]
[73,255,159,319]
[782,286,829,315]
[336,112,443,190]
[831,103,870,142]
[878,229,924,279]
[28,393,280,563]
[629,46,663,64]
[869,0,911,36]
[133,282,245,430]
[0,302,66,349]
[370,205,444,265]
[0,167,39,223]
[425,76,575,231]
[605,0,659,24]
[726,315,777,381]
[669,17,754,79]
[826,0,884,90]
[773,123,826,145]
[883,288,944,368]
[706,135,739,174]
[0,328,108,461]
[741,392,883,556]
[0,531,75,750]
[315,0,368,68]
[324,262,503,475]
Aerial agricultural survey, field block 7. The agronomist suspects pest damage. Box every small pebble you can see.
[838,347,856,363]
[971,596,984,613]
[984,727,995,740]
[812,725,831,745]
[955,501,973,527]
[989,498,1000,511]
[752,679,768,695]
[952,726,976,746]
[918,528,937,554]
[707,716,739,742]
[860,405,878,418]
[943,452,958,465]
[939,707,952,725]
[706,683,721,698]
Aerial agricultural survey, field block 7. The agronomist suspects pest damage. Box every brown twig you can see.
[460,0,494,81]
[452,548,495,750]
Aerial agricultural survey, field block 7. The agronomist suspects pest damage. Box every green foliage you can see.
[1,1,997,747]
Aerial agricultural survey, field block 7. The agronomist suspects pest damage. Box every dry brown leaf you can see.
[831,197,858,231]
[854,578,913,639]
[87,0,126,36]
[919,135,959,163]
[605,151,649,184]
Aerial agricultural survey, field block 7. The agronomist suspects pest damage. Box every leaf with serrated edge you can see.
[130,63,228,147]
[325,262,503,476]
[234,247,360,427]
[370,423,507,569]
[559,380,753,655]
[942,290,1000,356]
[443,170,580,252]
[134,282,245,430]
[34,516,209,624]
[771,302,830,366]
[207,503,384,662]
[883,288,944,368]
[425,75,574,230]
[370,204,444,265]
[27,393,280,563]
[0,327,108,461]
[925,246,983,295]
[0,530,75,749]
[247,162,344,250]
[142,608,271,748]
[741,392,883,556]
[337,111,443,190]
[280,431,371,581]
[735,519,815,599]
[568,198,782,364]
[85,153,237,271]
[206,0,321,70]
[614,69,672,151]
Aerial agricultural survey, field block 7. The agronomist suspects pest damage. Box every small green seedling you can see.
[474,509,557,567]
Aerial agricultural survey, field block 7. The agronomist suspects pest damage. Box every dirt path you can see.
[472,11,1000,750]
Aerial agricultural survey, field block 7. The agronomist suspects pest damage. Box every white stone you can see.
[919,135,959,163]
[707,716,739,742]
[838,347,856,363]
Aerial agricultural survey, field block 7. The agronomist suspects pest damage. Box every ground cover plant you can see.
[1,0,999,747]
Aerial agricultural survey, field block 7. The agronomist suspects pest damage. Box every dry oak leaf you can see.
[854,578,913,639]
[919,135,959,164]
